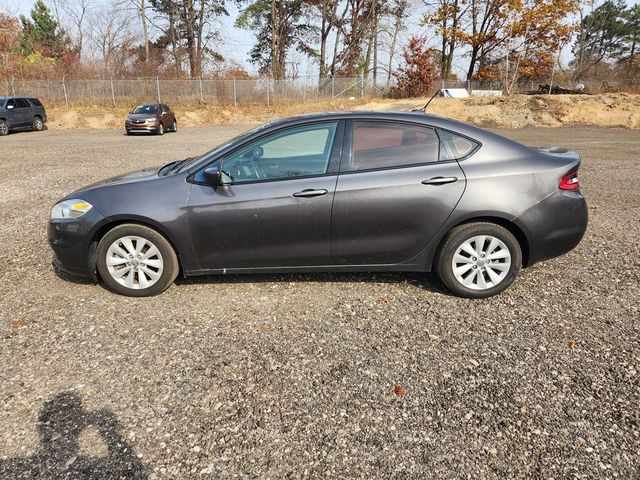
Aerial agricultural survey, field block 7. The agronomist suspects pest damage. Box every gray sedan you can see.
[48,112,587,298]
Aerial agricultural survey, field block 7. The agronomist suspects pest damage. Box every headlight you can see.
[146,118,157,123]
[51,199,93,220]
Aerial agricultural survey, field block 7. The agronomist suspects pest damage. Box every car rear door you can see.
[187,120,344,270]
[331,120,466,266]
[14,98,32,126]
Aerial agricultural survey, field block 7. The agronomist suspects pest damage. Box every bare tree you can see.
[88,2,137,76]
[52,0,93,60]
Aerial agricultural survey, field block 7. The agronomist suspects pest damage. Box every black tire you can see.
[171,119,177,132]
[0,119,8,136]
[32,116,44,131]
[157,123,164,135]
[96,224,179,297]
[435,222,522,299]
[126,129,132,135]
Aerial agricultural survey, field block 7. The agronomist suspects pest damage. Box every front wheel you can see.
[96,224,179,296]
[436,222,522,298]
[157,123,164,135]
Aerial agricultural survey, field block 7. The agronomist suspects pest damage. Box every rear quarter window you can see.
[439,130,480,160]
[28,98,43,107]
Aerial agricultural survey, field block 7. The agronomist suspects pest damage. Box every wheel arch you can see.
[430,215,531,270]
[89,217,186,279]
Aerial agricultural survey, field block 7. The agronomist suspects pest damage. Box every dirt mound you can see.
[356,93,640,129]
[43,94,640,130]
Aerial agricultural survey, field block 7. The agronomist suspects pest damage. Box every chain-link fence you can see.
[3,76,636,107]
[0,76,391,107]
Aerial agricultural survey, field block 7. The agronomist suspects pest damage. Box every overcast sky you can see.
[3,0,639,78]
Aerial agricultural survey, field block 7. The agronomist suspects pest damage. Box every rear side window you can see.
[28,98,43,107]
[346,121,439,172]
[439,130,479,160]
[15,98,30,108]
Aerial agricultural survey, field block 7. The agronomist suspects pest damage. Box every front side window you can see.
[346,121,439,172]
[222,122,338,184]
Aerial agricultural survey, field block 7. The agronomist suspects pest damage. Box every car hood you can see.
[67,167,163,198]
[127,113,157,120]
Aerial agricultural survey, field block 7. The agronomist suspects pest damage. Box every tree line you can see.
[0,0,638,93]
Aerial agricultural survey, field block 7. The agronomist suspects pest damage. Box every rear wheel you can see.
[157,123,164,135]
[32,116,44,131]
[171,119,177,132]
[96,224,178,297]
[0,120,8,136]
[436,222,522,298]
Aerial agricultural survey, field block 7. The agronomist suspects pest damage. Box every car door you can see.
[5,99,19,127]
[14,98,32,126]
[331,120,466,266]
[160,104,170,128]
[187,120,344,270]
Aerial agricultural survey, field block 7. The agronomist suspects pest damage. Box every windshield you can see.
[175,123,271,173]
[132,105,158,114]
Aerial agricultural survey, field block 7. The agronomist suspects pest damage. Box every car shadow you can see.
[53,264,96,286]
[0,392,148,479]
[176,271,450,295]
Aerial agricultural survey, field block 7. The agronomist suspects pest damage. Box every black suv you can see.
[0,97,47,136]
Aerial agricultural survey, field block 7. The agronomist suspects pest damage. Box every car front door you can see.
[331,120,466,266]
[187,121,344,270]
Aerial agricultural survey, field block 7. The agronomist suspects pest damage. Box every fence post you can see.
[360,73,365,97]
[233,79,237,107]
[156,77,161,102]
[266,80,270,107]
[199,77,204,103]
[110,78,116,107]
[331,77,335,98]
[11,77,15,97]
[62,77,69,109]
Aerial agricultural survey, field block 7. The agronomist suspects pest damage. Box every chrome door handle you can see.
[292,189,328,198]
[422,176,458,186]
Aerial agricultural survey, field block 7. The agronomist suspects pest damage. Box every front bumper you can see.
[48,208,107,278]
[515,190,588,266]
[125,122,159,132]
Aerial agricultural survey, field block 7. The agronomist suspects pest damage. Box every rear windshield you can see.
[132,105,158,114]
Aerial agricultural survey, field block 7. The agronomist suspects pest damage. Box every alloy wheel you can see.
[451,235,511,290]
[105,235,164,290]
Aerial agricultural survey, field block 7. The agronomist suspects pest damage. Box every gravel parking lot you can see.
[0,125,638,479]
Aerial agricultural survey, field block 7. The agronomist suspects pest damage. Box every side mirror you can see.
[204,165,230,186]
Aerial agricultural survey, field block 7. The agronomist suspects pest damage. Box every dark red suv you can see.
[125,103,177,135]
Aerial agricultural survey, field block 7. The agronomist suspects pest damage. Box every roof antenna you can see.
[411,89,441,113]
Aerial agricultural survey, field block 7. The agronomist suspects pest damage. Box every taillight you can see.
[559,171,580,190]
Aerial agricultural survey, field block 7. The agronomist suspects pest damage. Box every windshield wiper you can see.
[170,157,194,174]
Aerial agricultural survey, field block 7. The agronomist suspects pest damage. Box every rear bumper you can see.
[515,190,588,266]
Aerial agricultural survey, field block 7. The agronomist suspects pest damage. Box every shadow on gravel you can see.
[0,392,148,479]
[176,271,449,294]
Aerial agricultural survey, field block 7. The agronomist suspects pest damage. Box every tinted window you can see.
[347,121,439,172]
[223,122,338,184]
[439,130,479,160]
[15,99,30,108]
[6,99,16,109]
[132,105,158,114]
[28,98,43,107]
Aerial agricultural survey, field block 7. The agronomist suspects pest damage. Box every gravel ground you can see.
[0,125,638,479]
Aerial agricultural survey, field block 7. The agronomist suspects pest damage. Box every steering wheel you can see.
[241,146,265,180]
